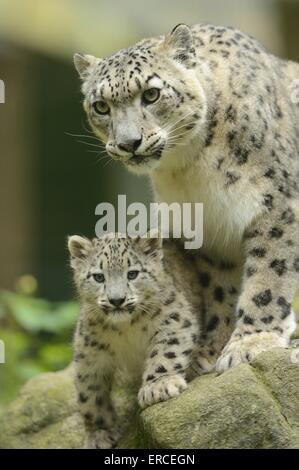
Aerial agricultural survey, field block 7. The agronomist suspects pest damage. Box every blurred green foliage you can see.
[0,290,79,405]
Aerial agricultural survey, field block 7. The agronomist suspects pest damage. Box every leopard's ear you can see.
[73,53,99,80]
[133,229,163,257]
[164,24,195,67]
[68,235,92,260]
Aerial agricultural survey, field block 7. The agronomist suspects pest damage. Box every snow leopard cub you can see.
[68,232,201,449]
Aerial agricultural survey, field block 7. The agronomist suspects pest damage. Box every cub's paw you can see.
[138,375,187,409]
[84,429,120,449]
[216,332,287,373]
[192,344,218,374]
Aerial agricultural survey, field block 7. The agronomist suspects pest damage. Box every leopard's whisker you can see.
[75,139,103,148]
[65,131,100,140]
[163,110,196,133]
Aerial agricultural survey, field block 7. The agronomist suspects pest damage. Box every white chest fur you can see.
[101,316,156,377]
[152,148,264,262]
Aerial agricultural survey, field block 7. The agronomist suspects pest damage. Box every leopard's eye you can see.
[92,101,110,115]
[127,270,139,280]
[92,273,105,283]
[142,88,160,104]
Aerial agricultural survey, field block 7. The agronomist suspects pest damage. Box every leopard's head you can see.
[68,232,164,324]
[74,24,207,174]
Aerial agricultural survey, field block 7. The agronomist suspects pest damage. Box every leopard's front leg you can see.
[74,333,120,449]
[216,201,298,372]
[192,255,242,373]
[138,294,199,409]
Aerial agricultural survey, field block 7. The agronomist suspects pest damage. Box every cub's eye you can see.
[92,273,105,283]
[127,270,139,280]
[92,101,110,115]
[142,88,160,104]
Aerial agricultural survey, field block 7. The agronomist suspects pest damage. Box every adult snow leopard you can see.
[73,23,299,372]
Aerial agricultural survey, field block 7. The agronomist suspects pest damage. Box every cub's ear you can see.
[133,230,163,257]
[73,53,99,80]
[164,24,195,67]
[68,235,92,259]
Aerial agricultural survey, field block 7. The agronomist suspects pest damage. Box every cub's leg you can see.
[193,255,242,373]
[216,201,298,372]
[138,294,198,409]
[74,328,119,449]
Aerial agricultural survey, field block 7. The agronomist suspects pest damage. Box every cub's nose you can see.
[118,137,142,153]
[109,296,126,307]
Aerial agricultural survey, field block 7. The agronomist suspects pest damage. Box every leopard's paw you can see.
[138,374,187,409]
[216,332,287,373]
[192,344,218,374]
[84,429,120,449]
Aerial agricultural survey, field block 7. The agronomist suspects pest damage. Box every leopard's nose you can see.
[117,137,142,153]
[108,296,126,307]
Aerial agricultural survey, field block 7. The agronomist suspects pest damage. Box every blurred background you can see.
[0,0,298,405]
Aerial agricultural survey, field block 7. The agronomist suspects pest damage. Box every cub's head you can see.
[68,232,163,323]
[74,24,207,174]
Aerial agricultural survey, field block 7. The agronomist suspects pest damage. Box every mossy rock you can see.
[0,348,298,449]
[140,348,299,448]
[0,365,84,449]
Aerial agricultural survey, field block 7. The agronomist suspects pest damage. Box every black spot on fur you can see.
[206,315,219,332]
[277,296,291,319]
[263,194,274,210]
[164,351,176,359]
[164,291,176,305]
[84,412,92,422]
[273,326,283,334]
[249,248,266,258]
[167,338,180,346]
[95,417,106,428]
[238,308,244,318]
[95,396,104,406]
[261,315,274,324]
[192,333,198,343]
[155,365,167,374]
[245,229,261,239]
[234,147,249,165]
[246,266,257,277]
[270,259,287,276]
[169,312,180,322]
[226,171,240,185]
[79,393,89,403]
[214,286,225,302]
[264,168,275,178]
[146,374,155,382]
[225,104,237,122]
[182,349,192,356]
[252,289,272,307]
[183,319,192,328]
[281,208,295,224]
[268,227,283,239]
[198,271,211,287]
[243,315,254,325]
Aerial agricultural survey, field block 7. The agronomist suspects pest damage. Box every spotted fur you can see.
[74,23,299,374]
